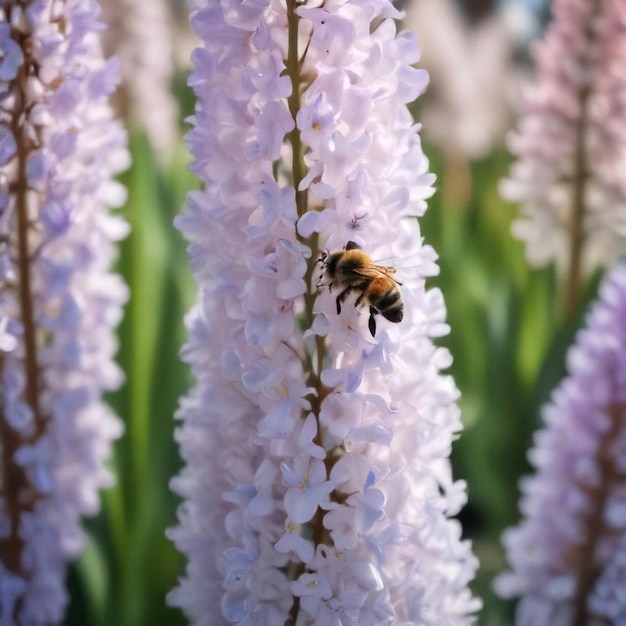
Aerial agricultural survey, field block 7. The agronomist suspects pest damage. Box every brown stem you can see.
[284,4,335,624]
[284,4,305,624]
[0,356,27,577]
[564,86,589,322]
[563,0,601,322]
[0,17,42,606]
[571,403,624,626]
[13,63,42,433]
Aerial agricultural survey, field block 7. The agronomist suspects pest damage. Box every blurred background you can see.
[62,1,597,624]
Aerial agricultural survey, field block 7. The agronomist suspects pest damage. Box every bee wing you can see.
[372,255,399,266]
[354,264,403,285]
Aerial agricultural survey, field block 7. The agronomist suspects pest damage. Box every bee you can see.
[319,241,403,337]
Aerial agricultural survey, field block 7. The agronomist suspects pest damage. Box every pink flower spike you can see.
[501,0,626,278]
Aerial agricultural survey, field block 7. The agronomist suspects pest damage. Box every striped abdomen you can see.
[367,279,404,323]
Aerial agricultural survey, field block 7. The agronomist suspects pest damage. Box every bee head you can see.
[323,251,341,278]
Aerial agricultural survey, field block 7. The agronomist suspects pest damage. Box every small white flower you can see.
[282,457,335,524]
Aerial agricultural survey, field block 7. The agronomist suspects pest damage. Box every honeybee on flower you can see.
[319,240,403,337]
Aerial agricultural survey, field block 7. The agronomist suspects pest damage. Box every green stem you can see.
[286,0,308,221]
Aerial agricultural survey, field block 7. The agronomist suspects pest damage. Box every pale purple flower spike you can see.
[0,1,129,623]
[169,1,480,624]
[495,261,626,625]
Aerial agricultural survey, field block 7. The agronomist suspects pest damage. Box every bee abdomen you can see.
[373,288,403,323]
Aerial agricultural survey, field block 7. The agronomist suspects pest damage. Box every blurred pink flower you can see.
[501,0,626,276]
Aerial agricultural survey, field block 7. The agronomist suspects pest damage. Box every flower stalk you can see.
[563,78,589,322]
[286,0,307,214]
[285,10,327,436]
[2,28,36,600]
[571,401,622,626]
[0,356,26,579]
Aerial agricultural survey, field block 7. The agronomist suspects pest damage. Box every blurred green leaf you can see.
[65,130,193,626]
[420,145,604,624]
[76,533,108,618]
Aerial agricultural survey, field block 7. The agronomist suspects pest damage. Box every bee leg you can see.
[336,287,352,315]
[368,307,377,337]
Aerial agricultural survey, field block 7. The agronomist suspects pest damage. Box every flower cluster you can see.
[495,262,626,625]
[0,2,128,623]
[169,1,479,624]
[501,0,626,273]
